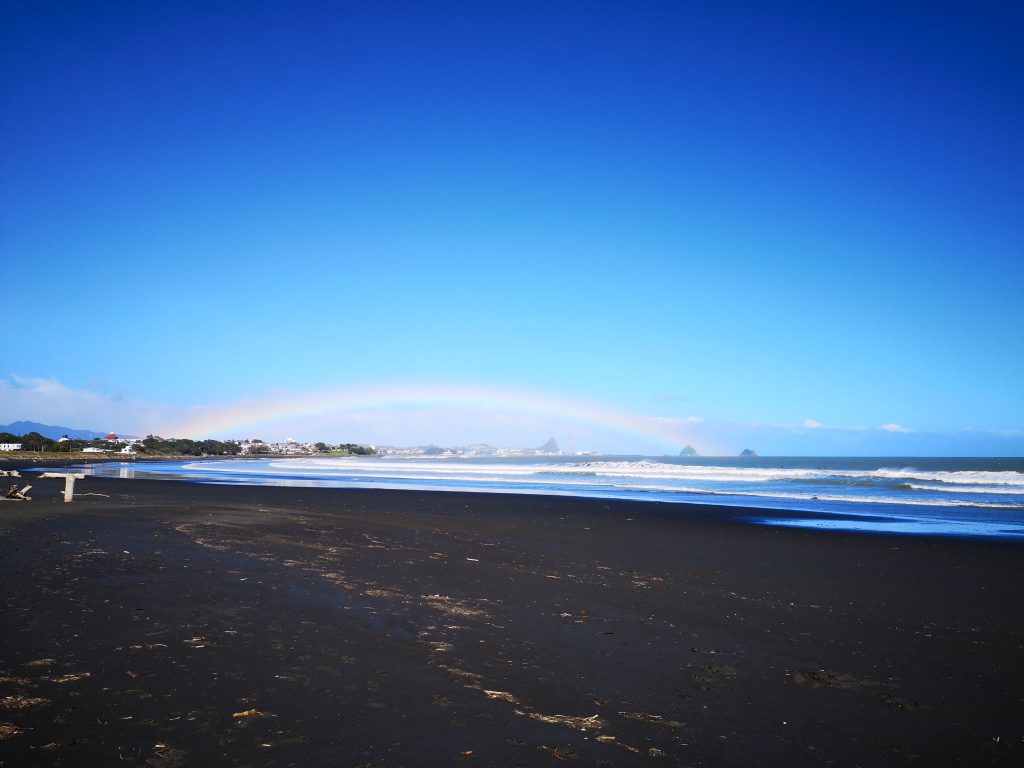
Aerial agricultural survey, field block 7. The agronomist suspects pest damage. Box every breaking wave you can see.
[65,455,1024,538]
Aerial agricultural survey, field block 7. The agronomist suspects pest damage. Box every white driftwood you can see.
[4,484,32,501]
[38,472,86,502]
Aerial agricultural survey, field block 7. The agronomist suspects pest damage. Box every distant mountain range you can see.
[0,421,111,440]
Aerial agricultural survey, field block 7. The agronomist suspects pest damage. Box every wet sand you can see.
[1,471,1022,766]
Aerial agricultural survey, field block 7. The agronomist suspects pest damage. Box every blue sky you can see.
[2,1,1022,455]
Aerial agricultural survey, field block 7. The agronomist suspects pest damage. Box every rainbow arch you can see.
[156,382,710,453]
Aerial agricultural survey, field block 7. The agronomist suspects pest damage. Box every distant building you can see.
[0,443,23,452]
[105,433,118,442]
[82,447,107,453]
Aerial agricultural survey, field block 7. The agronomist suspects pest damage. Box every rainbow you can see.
[155,382,712,453]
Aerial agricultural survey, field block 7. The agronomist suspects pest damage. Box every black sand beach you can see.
[1,469,1022,766]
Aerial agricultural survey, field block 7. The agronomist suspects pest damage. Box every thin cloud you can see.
[0,374,173,435]
[803,419,825,429]
[879,423,915,433]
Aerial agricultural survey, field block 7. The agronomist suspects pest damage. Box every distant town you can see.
[0,423,570,458]
[0,424,750,458]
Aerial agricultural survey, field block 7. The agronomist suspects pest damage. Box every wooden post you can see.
[38,471,87,502]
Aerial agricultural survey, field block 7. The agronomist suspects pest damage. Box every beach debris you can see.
[232,708,266,718]
[483,689,518,703]
[0,470,20,477]
[0,673,33,686]
[47,672,91,684]
[791,668,872,691]
[182,636,209,648]
[538,744,577,760]
[147,743,189,765]
[423,594,486,618]
[0,722,26,740]
[594,735,616,743]
[438,665,481,681]
[23,659,54,667]
[618,711,685,728]
[4,484,32,501]
[364,588,401,599]
[1,695,50,710]
[460,750,474,757]
[117,745,139,761]
[519,711,605,731]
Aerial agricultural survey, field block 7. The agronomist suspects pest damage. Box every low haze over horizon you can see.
[2,2,1021,456]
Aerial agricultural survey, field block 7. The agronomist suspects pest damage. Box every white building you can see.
[0,443,23,452]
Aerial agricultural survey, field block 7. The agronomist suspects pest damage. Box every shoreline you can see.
[7,455,1024,541]
[1,475,1022,765]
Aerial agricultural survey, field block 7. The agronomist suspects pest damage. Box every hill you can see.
[0,421,109,440]
[536,437,560,454]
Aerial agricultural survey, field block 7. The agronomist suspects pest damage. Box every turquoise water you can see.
[62,455,1024,539]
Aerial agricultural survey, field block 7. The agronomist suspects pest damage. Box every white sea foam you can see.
[246,458,1024,488]
[866,468,1024,486]
[907,483,1024,495]
[702,489,1023,510]
[173,458,1024,510]
[759,518,1022,537]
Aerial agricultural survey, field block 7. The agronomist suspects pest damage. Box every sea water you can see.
[68,455,1024,539]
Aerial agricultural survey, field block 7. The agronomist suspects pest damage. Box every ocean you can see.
[65,455,1024,539]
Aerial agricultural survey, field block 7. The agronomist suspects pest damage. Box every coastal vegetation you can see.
[0,430,376,458]
[325,443,376,455]
[0,431,95,453]
[138,435,242,456]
